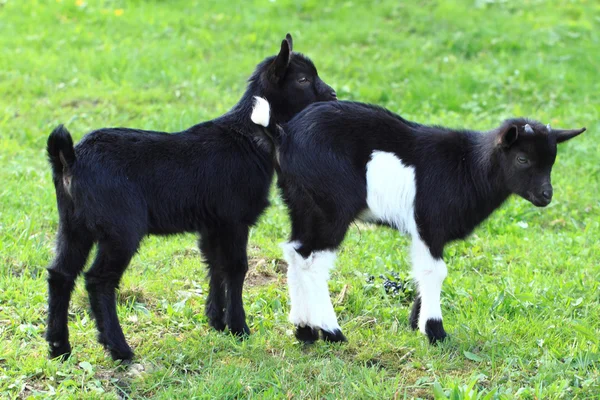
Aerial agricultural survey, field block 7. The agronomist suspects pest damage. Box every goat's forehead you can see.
[289,54,317,74]
[518,134,557,158]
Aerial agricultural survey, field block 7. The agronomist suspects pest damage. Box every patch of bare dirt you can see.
[245,257,287,287]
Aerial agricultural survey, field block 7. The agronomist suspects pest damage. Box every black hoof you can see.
[49,341,72,361]
[321,329,347,343]
[230,323,251,339]
[425,319,447,345]
[295,326,319,344]
[108,345,134,361]
[206,306,226,332]
[208,317,226,332]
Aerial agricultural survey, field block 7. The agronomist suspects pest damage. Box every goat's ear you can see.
[268,34,293,83]
[554,127,586,144]
[498,125,518,148]
[285,33,293,52]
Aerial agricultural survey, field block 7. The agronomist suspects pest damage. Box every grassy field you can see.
[1,0,599,398]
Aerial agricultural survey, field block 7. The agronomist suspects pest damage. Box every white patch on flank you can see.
[250,96,270,127]
[363,151,447,335]
[411,238,447,334]
[281,241,340,333]
[363,151,418,235]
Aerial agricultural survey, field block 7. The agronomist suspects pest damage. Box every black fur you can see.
[409,296,421,331]
[273,100,585,344]
[321,329,347,343]
[424,319,446,344]
[295,326,319,344]
[45,34,336,361]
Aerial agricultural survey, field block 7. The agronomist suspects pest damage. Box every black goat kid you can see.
[266,101,585,345]
[45,34,337,361]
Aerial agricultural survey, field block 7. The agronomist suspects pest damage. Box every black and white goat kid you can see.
[260,100,585,344]
[45,34,337,361]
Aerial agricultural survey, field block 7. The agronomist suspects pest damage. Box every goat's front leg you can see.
[199,233,227,332]
[282,242,346,343]
[410,238,448,344]
[219,225,250,337]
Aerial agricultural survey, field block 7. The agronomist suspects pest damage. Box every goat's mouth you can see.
[527,193,552,207]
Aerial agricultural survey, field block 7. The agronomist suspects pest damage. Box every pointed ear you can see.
[285,33,293,52]
[268,35,292,83]
[497,125,518,148]
[554,127,586,144]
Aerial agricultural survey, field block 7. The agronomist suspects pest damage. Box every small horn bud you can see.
[546,123,551,132]
[524,124,534,134]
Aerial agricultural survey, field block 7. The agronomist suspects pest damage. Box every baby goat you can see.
[264,100,585,344]
[45,34,337,361]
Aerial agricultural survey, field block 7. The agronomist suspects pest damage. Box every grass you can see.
[0,0,599,398]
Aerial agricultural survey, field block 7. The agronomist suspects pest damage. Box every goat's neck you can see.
[461,131,512,225]
[218,91,258,131]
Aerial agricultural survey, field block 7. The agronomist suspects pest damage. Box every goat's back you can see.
[67,123,273,235]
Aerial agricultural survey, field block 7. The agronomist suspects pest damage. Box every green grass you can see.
[1,0,599,398]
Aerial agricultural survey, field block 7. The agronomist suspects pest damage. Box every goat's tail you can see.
[47,124,76,176]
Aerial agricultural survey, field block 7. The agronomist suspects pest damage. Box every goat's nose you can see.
[542,189,553,200]
[331,91,337,98]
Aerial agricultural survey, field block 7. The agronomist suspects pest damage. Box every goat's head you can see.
[496,119,585,207]
[251,33,337,125]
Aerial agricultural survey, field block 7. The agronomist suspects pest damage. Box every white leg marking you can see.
[250,96,270,127]
[363,151,447,336]
[281,242,340,333]
[411,238,447,334]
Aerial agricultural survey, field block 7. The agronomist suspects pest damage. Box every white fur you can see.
[363,151,418,235]
[363,151,446,335]
[281,241,340,333]
[250,96,270,127]
[411,238,447,333]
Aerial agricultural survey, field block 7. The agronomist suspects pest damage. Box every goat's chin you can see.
[529,197,551,208]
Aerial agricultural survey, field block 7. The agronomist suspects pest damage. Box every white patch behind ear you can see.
[251,96,270,127]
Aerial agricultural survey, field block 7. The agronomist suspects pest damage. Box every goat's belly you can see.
[360,151,418,235]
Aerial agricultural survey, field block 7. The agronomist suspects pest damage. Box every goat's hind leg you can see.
[85,238,140,361]
[46,226,93,360]
[282,242,346,344]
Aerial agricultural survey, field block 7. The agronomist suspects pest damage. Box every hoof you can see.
[108,346,134,362]
[295,326,319,344]
[49,341,72,361]
[425,319,447,345]
[206,305,226,332]
[208,317,226,332]
[321,329,347,343]
[229,323,251,339]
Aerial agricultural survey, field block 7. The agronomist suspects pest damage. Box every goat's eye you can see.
[517,156,529,164]
[298,77,309,84]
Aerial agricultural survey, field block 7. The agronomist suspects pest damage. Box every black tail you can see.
[47,124,75,176]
